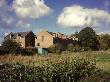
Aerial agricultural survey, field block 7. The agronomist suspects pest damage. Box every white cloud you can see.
[2,17,15,25]
[13,0,52,19]
[16,20,32,29]
[0,0,16,28]
[57,5,110,28]
[0,0,33,29]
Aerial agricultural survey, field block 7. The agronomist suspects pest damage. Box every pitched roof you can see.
[48,31,56,36]
[5,31,32,39]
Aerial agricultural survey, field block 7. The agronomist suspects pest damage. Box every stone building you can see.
[35,31,78,48]
[4,30,78,49]
[5,31,35,48]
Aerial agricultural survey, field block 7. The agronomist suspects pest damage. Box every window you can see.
[42,36,44,42]
[37,43,40,46]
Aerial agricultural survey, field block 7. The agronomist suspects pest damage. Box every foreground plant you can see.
[0,57,108,82]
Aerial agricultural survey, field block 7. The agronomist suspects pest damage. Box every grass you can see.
[0,51,110,72]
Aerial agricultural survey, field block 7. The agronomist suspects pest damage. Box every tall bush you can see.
[97,34,110,50]
[48,43,62,54]
[2,39,21,54]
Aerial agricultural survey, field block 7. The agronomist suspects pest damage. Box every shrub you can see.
[97,34,110,51]
[67,44,74,52]
[67,44,81,52]
[2,39,21,54]
[48,43,62,54]
[81,47,90,51]
[17,48,37,56]
[79,70,110,82]
[48,45,56,53]
[0,57,99,82]
[74,45,81,52]
[0,46,6,55]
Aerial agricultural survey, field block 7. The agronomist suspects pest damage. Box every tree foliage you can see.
[48,43,62,54]
[2,39,21,54]
[67,44,81,52]
[79,27,99,50]
[97,34,110,50]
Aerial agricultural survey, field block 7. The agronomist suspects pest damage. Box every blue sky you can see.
[0,0,110,43]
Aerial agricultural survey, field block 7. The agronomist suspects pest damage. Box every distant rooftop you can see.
[5,31,32,39]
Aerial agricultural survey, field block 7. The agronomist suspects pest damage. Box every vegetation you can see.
[1,39,21,54]
[0,51,110,81]
[17,48,37,56]
[48,43,62,54]
[0,57,105,82]
[0,39,37,55]
[97,34,110,50]
[67,44,81,52]
[78,27,99,51]
[1,27,110,81]
[69,27,110,52]
[1,27,110,55]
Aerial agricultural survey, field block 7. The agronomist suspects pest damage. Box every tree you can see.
[2,39,21,54]
[79,27,99,50]
[97,34,110,50]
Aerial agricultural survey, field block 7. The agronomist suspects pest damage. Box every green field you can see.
[0,51,110,73]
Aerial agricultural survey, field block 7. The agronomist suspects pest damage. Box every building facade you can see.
[35,31,78,48]
[5,31,35,48]
[4,30,78,49]
[35,31,54,48]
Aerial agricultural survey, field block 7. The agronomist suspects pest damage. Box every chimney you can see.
[17,33,19,39]
[9,33,12,39]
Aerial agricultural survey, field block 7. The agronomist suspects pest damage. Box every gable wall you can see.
[35,31,53,48]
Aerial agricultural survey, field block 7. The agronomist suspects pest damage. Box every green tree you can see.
[2,39,21,54]
[97,34,110,50]
[79,27,99,51]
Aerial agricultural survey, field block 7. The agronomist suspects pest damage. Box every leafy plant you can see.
[0,57,101,82]
[2,39,21,54]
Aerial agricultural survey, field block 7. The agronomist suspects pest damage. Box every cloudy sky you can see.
[0,0,110,42]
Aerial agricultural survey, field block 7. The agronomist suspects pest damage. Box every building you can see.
[4,30,78,49]
[35,31,54,48]
[5,31,35,48]
[35,31,78,48]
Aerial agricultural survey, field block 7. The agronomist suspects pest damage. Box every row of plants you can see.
[0,57,110,82]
